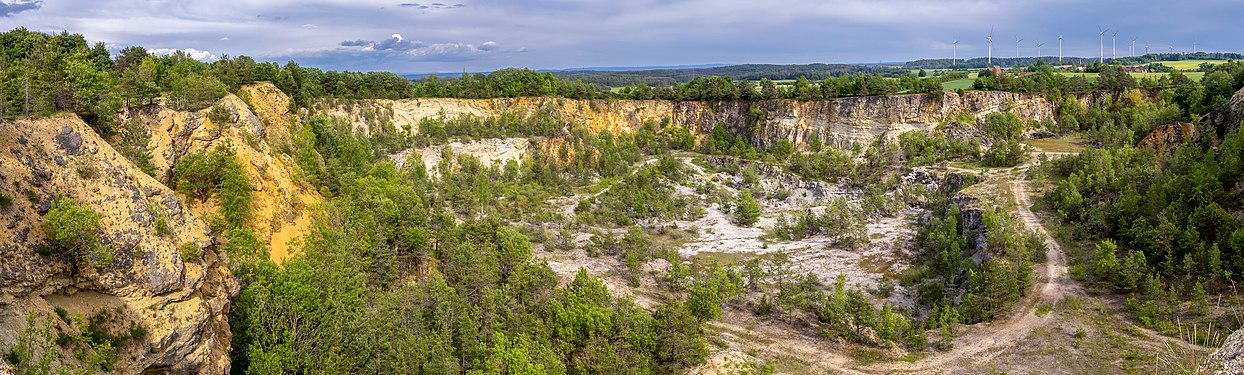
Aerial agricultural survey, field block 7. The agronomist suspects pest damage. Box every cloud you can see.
[339,39,372,47]
[398,2,465,10]
[149,48,220,62]
[334,33,498,60]
[0,0,40,17]
[288,33,504,68]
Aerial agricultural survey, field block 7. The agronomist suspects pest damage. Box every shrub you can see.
[75,163,99,180]
[173,144,253,228]
[179,242,201,263]
[154,217,171,237]
[42,198,111,269]
[207,104,234,124]
[0,192,11,208]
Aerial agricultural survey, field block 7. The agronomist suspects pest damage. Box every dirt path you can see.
[859,175,1071,373]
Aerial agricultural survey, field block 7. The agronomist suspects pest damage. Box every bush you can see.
[207,104,234,124]
[154,217,171,237]
[982,139,1029,167]
[42,198,110,268]
[179,242,201,263]
[173,144,253,228]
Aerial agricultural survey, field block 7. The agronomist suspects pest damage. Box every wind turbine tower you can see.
[1036,41,1044,60]
[1059,33,1064,62]
[1111,30,1119,59]
[1015,36,1023,58]
[987,28,994,66]
[952,39,959,66]
[1130,37,1137,57]
[1193,41,1199,53]
[1097,27,1109,63]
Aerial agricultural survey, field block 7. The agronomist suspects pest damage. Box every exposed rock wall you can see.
[120,83,321,264]
[0,115,236,373]
[317,91,1062,151]
[1137,122,1198,158]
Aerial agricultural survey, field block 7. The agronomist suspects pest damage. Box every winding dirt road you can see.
[860,173,1073,373]
[701,157,1199,374]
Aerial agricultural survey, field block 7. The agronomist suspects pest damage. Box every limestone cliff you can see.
[0,115,236,373]
[120,83,320,263]
[316,91,1062,151]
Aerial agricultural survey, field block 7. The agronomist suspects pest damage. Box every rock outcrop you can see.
[121,83,320,264]
[1202,85,1244,144]
[0,115,237,373]
[1201,328,1244,375]
[1137,122,1198,158]
[317,91,1064,152]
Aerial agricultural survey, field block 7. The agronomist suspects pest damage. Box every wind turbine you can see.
[952,38,959,67]
[1193,41,1199,53]
[1097,26,1109,63]
[1145,45,1150,55]
[1059,33,1064,62]
[1111,30,1119,59]
[1130,37,1137,57]
[1015,36,1023,58]
[1036,41,1045,60]
[987,27,994,66]
[1169,45,1175,54]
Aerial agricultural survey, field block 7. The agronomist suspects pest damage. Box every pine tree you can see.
[734,190,761,227]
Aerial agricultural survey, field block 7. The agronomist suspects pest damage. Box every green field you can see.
[1054,71,1205,82]
[941,71,1206,90]
[942,78,976,91]
[1148,59,1227,71]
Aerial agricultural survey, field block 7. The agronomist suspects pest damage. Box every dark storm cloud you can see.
[0,0,1237,73]
[0,0,41,17]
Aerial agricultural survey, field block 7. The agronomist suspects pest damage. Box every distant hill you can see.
[403,52,1244,86]
[550,63,910,87]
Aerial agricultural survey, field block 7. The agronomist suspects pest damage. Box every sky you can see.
[0,0,1238,73]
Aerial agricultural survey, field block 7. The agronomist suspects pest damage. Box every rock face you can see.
[317,91,1064,151]
[0,115,237,373]
[1203,85,1244,143]
[121,83,321,264]
[1201,328,1244,375]
[1137,122,1198,158]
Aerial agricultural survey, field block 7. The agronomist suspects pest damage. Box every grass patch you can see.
[689,251,767,267]
[858,254,902,278]
[1036,303,1054,317]
[1023,137,1086,153]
